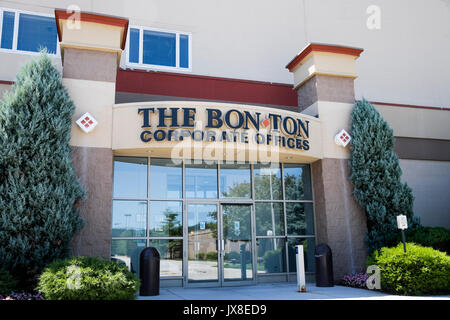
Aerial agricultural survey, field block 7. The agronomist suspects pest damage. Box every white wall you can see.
[400,159,450,229]
[1,0,449,108]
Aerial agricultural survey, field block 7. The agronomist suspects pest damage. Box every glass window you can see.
[143,30,176,67]
[149,239,183,277]
[129,28,140,63]
[255,202,284,236]
[286,202,314,236]
[253,164,282,200]
[113,157,147,198]
[179,34,189,68]
[150,158,182,199]
[220,163,251,198]
[257,238,286,274]
[1,11,15,49]
[287,238,315,273]
[186,162,217,198]
[112,200,147,237]
[111,239,146,275]
[17,13,57,53]
[149,201,182,237]
[284,164,312,200]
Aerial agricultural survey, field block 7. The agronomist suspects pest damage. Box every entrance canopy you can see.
[112,101,323,164]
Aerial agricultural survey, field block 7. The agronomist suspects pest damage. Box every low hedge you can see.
[0,269,18,295]
[37,256,140,300]
[368,243,450,296]
[386,226,450,254]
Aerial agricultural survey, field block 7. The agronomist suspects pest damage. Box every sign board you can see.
[199,221,206,230]
[397,215,408,230]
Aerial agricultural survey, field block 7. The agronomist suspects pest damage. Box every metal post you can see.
[295,245,306,292]
[240,244,247,280]
[401,229,407,252]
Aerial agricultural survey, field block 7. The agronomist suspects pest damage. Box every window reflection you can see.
[284,164,312,200]
[111,239,146,275]
[186,163,218,198]
[150,158,182,199]
[257,238,286,273]
[113,157,147,198]
[253,164,282,200]
[112,200,146,237]
[287,238,315,273]
[255,202,284,236]
[220,163,251,198]
[149,201,182,237]
[286,202,314,235]
[149,239,183,277]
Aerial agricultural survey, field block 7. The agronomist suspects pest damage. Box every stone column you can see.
[286,43,368,280]
[55,10,128,258]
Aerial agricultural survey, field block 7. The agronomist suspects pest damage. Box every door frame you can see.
[183,200,256,287]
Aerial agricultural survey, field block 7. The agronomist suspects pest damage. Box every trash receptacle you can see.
[314,243,334,287]
[140,247,160,296]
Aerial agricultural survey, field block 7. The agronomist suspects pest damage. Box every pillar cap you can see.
[286,43,363,72]
[55,9,129,64]
[286,43,363,89]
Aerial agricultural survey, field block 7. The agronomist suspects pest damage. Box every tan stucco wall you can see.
[64,78,115,148]
[0,51,62,82]
[400,159,450,229]
[374,104,450,140]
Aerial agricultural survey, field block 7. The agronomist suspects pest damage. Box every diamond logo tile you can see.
[76,112,98,133]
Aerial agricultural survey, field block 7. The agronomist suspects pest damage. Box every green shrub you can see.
[368,243,450,295]
[386,227,450,254]
[37,256,140,300]
[197,253,206,260]
[0,269,18,295]
[263,249,283,273]
[206,252,218,261]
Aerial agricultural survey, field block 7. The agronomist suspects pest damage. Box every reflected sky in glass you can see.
[150,158,182,199]
[186,163,217,198]
[113,157,147,198]
[112,200,147,237]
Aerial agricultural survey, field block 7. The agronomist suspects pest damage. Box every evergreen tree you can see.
[0,53,85,286]
[349,99,419,253]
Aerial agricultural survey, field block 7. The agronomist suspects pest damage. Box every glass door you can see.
[221,204,254,285]
[186,203,254,287]
[186,203,220,287]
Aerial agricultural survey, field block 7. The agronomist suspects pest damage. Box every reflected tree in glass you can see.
[253,165,282,200]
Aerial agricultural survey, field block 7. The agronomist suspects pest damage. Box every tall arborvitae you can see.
[349,99,420,253]
[0,53,85,286]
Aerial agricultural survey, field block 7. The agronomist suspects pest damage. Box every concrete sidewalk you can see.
[138,283,450,300]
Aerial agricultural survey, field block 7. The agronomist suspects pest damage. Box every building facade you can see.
[0,0,449,288]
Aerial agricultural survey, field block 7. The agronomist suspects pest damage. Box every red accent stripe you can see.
[116,69,299,107]
[0,80,14,85]
[369,100,449,111]
[286,43,364,71]
[54,10,129,50]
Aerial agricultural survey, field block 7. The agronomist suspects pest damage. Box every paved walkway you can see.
[138,282,450,300]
